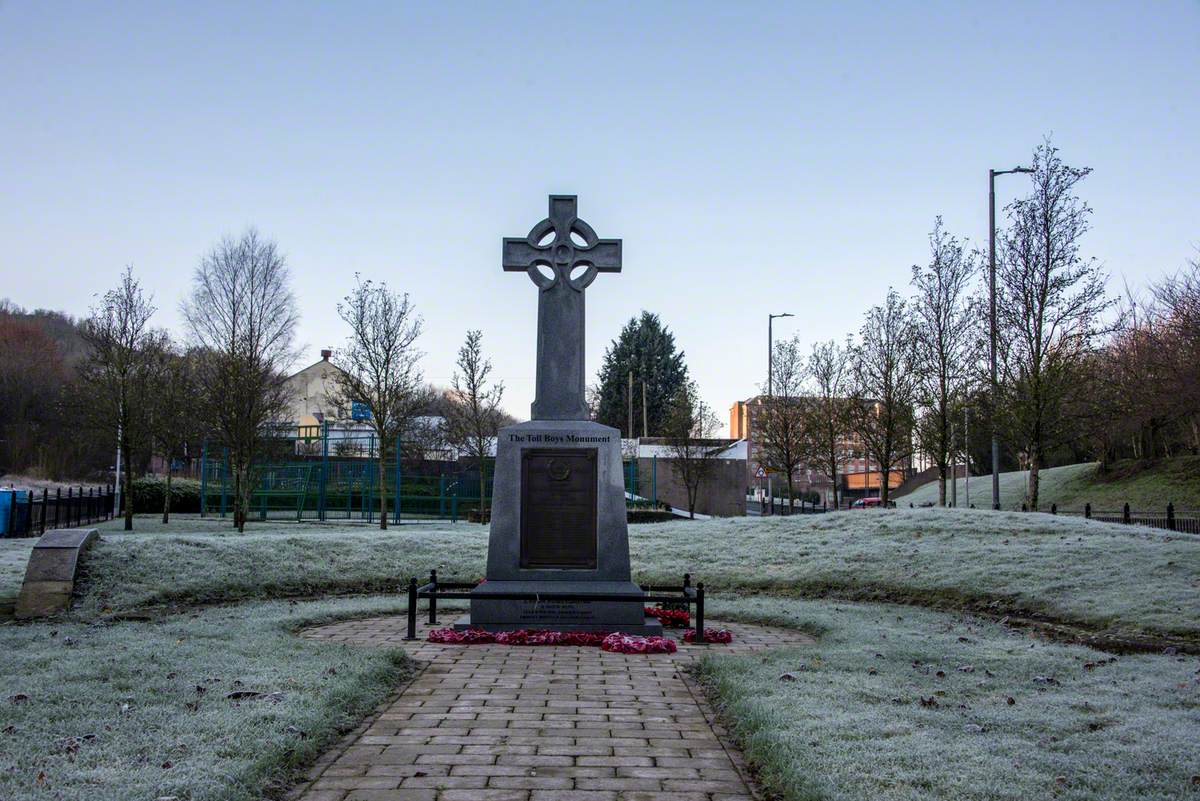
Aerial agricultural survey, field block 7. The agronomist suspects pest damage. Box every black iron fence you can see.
[1033,502,1199,534]
[0,486,115,538]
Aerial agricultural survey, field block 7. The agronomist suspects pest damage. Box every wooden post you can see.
[1085,502,1091,519]
[693,582,706,644]
[1167,502,1175,532]
[1051,503,1057,515]
[1123,502,1131,525]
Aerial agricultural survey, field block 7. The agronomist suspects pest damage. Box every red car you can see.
[851,497,896,509]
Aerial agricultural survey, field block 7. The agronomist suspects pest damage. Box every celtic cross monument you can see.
[503,195,622,420]
[457,195,660,635]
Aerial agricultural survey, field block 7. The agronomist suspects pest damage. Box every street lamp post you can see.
[988,166,1032,511]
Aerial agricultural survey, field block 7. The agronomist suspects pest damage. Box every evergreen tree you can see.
[595,311,689,437]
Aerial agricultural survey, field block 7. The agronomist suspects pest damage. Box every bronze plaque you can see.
[520,449,597,569]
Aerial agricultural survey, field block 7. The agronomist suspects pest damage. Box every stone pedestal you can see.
[457,420,661,635]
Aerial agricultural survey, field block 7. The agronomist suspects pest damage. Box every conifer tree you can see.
[595,311,689,437]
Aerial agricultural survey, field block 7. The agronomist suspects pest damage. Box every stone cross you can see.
[503,195,622,420]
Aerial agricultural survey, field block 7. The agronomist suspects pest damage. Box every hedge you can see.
[130,476,202,514]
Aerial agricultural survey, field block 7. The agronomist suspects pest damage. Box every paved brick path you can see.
[290,617,812,801]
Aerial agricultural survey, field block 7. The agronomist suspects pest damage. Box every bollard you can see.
[1085,503,1091,519]
[1123,503,1131,525]
[428,569,438,626]
[694,582,705,644]
[405,577,418,640]
[1167,502,1175,532]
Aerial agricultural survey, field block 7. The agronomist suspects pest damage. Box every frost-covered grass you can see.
[897,457,1200,512]
[0,595,413,801]
[699,596,1200,801]
[71,510,1200,645]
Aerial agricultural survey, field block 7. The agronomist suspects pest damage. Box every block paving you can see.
[290,616,813,801]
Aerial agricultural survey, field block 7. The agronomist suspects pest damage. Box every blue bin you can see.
[0,490,29,536]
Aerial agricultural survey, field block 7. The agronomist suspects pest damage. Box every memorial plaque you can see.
[520,449,597,569]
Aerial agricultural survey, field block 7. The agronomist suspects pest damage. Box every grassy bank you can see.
[700,596,1200,801]
[0,595,413,801]
[897,457,1200,511]
[68,510,1200,646]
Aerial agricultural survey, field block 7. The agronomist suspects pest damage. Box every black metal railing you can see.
[1031,501,1199,534]
[2,486,115,538]
[404,570,706,643]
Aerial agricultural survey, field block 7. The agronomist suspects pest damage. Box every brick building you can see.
[729,395,909,506]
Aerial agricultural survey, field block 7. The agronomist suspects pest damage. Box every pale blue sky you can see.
[2,1,1197,424]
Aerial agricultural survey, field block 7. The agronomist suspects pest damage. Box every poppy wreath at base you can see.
[644,605,691,628]
[426,628,677,653]
[682,628,734,644]
[601,633,678,654]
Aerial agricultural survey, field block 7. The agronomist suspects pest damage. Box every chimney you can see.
[320,349,332,361]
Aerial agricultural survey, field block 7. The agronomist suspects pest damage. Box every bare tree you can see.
[911,218,979,505]
[757,335,807,513]
[798,339,851,509]
[994,140,1111,509]
[183,229,298,532]
[848,289,918,506]
[79,266,157,530]
[442,330,506,523]
[330,276,428,530]
[146,338,202,524]
[1152,254,1200,454]
[663,380,720,518]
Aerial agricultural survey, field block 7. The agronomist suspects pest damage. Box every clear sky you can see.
[2,1,1197,426]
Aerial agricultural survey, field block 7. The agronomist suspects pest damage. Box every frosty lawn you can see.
[700,596,1200,801]
[4,509,1198,801]
[79,509,1200,645]
[0,596,413,801]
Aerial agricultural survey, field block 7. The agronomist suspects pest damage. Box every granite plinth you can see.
[460,419,649,633]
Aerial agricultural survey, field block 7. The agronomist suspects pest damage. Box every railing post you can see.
[1021,502,1027,513]
[25,491,34,535]
[1123,502,1131,525]
[1085,502,1091,520]
[428,569,438,626]
[54,488,61,529]
[1051,503,1057,515]
[405,577,418,640]
[66,487,73,528]
[1167,502,1175,532]
[683,572,691,589]
[694,582,705,644]
[39,489,48,535]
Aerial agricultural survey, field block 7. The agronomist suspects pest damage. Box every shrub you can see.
[130,475,202,513]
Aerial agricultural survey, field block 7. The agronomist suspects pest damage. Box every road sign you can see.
[755,466,766,478]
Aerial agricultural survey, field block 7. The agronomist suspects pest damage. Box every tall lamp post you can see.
[988,166,1032,510]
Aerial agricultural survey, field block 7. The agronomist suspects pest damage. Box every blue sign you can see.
[351,401,373,421]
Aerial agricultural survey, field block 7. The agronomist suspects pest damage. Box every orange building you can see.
[730,395,908,506]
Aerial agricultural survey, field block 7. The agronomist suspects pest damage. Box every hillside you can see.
[896,457,1200,512]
